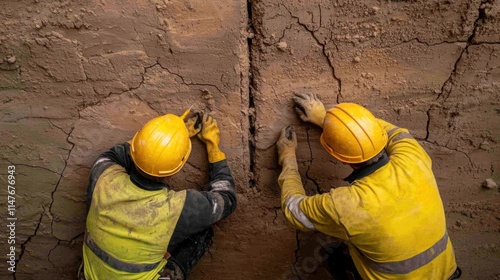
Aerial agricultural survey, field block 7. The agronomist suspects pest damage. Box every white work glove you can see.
[292,92,326,128]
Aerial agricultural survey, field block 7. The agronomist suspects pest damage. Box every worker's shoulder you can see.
[328,185,359,203]
[96,163,128,180]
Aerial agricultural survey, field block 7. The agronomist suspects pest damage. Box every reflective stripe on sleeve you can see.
[362,232,449,274]
[85,233,161,273]
[392,132,414,142]
[210,180,232,192]
[93,158,111,167]
[388,127,414,142]
[388,127,400,137]
[284,196,316,230]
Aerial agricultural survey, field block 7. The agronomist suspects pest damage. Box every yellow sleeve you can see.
[278,157,348,239]
[377,118,431,165]
[299,193,349,240]
[278,157,311,231]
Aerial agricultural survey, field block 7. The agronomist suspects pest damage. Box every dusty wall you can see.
[0,0,499,279]
[0,0,248,278]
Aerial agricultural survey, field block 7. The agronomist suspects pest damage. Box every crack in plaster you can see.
[425,105,432,141]
[424,0,494,159]
[72,59,162,118]
[422,136,476,169]
[14,206,44,280]
[281,4,342,102]
[305,126,321,194]
[47,240,61,268]
[157,63,222,93]
[292,230,301,273]
[437,0,490,101]
[47,232,85,269]
[47,125,76,242]
[48,119,72,135]
[272,206,281,224]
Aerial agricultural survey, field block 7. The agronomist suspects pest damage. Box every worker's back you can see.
[84,164,186,280]
[331,122,457,279]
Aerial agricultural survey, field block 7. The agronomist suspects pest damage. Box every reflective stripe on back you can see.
[362,232,449,274]
[85,233,161,273]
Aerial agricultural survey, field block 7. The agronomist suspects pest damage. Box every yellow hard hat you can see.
[130,111,191,177]
[320,103,388,164]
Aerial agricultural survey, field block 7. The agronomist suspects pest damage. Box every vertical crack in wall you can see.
[48,126,76,238]
[14,208,44,280]
[14,121,75,279]
[47,240,61,268]
[424,104,433,141]
[437,0,490,101]
[427,0,491,146]
[282,4,342,102]
[305,126,321,194]
[247,0,257,188]
[292,230,302,279]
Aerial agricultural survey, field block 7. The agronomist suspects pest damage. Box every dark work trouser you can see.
[323,242,363,280]
[161,228,214,280]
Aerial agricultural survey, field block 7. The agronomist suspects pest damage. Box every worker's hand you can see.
[292,92,326,128]
[198,114,226,163]
[185,112,202,138]
[277,125,297,166]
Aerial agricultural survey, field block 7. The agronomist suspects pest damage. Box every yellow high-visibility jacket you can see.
[83,143,236,280]
[279,119,457,279]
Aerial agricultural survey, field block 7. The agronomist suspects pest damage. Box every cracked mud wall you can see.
[0,0,249,279]
[247,0,499,279]
[0,0,499,280]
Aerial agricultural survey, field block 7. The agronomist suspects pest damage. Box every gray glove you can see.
[292,92,326,128]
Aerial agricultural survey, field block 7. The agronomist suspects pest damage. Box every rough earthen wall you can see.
[0,0,498,279]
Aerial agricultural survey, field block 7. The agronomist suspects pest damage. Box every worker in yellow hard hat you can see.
[276,92,461,280]
[81,110,237,280]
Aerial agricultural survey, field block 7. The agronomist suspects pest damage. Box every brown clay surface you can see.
[0,0,499,279]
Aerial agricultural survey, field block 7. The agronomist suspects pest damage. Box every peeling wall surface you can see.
[0,0,499,279]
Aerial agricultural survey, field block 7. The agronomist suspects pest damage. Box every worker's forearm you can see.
[206,142,226,163]
[278,156,305,207]
[278,156,316,231]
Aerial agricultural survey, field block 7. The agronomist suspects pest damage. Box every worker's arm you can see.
[277,126,348,239]
[377,118,430,163]
[168,159,236,250]
[168,114,237,249]
[86,143,133,211]
[278,155,315,232]
[276,126,316,231]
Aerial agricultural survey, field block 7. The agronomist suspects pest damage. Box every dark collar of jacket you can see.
[344,152,389,184]
[130,166,169,191]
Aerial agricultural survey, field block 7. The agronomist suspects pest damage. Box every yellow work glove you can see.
[197,114,226,163]
[292,92,326,128]
[185,112,202,138]
[277,125,298,166]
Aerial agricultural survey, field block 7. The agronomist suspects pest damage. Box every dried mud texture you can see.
[248,0,499,279]
[0,0,248,279]
[0,0,499,279]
